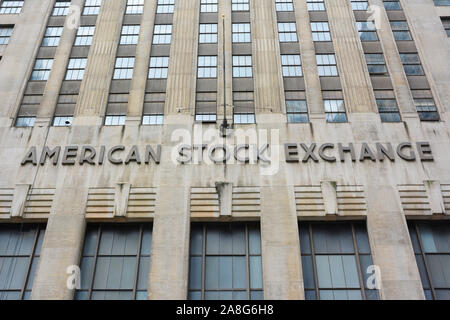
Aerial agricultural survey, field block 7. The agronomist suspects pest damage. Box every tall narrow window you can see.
[75,224,153,300]
[113,57,135,79]
[307,0,325,11]
[74,26,95,46]
[232,0,249,12]
[376,99,401,122]
[414,98,439,121]
[156,0,175,14]
[281,54,302,77]
[399,53,424,75]
[126,0,144,15]
[42,27,63,47]
[52,1,71,16]
[278,22,298,42]
[0,224,45,300]
[365,54,388,76]
[148,56,169,79]
[276,0,294,12]
[199,24,218,43]
[286,99,308,123]
[408,221,450,300]
[65,58,87,80]
[0,26,14,45]
[316,54,338,76]
[0,1,24,14]
[188,223,263,300]
[232,23,251,43]
[310,22,331,42]
[299,222,379,300]
[153,25,172,44]
[390,21,412,41]
[31,59,53,81]
[200,0,218,13]
[83,0,102,15]
[120,25,140,45]
[324,99,347,122]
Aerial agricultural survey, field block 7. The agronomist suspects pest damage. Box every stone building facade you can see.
[0,0,449,300]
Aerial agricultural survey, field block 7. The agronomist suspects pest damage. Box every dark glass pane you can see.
[79,256,94,290]
[426,255,450,288]
[0,257,28,290]
[82,227,98,256]
[234,291,247,300]
[248,225,261,255]
[435,289,450,300]
[219,291,233,300]
[319,290,334,300]
[188,291,202,300]
[424,289,433,300]
[346,290,363,300]
[313,224,353,254]
[299,224,311,254]
[219,257,233,289]
[98,228,114,255]
[430,223,450,253]
[219,225,233,255]
[25,256,39,290]
[204,291,219,300]
[205,256,219,289]
[359,254,373,288]
[232,225,246,255]
[408,224,422,254]
[74,290,89,300]
[140,228,153,255]
[301,255,315,289]
[365,289,379,300]
[137,256,150,290]
[305,290,316,300]
[206,226,220,254]
[414,254,431,289]
[189,256,202,290]
[233,256,246,289]
[354,223,371,254]
[418,111,439,121]
[417,222,438,253]
[17,226,35,255]
[136,291,147,300]
[190,225,203,255]
[380,112,401,122]
[315,256,332,288]
[250,290,263,300]
[34,229,45,255]
[0,291,21,300]
[249,256,262,289]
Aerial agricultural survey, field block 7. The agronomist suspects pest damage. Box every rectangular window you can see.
[74,26,95,46]
[276,0,294,12]
[350,0,368,11]
[234,113,255,124]
[232,23,251,43]
[148,56,169,79]
[120,25,140,45]
[83,0,102,15]
[414,98,439,121]
[188,223,263,300]
[31,59,53,81]
[383,0,401,10]
[281,55,302,77]
[442,18,450,37]
[278,22,298,42]
[390,21,412,41]
[0,1,24,14]
[157,0,175,14]
[307,0,325,11]
[126,0,144,15]
[299,222,379,300]
[75,224,153,300]
[53,116,73,126]
[201,0,218,13]
[0,224,45,300]
[324,99,347,122]
[105,115,126,126]
[311,22,331,42]
[15,116,36,127]
[195,113,217,122]
[232,55,252,78]
[153,25,172,44]
[199,23,218,44]
[286,100,308,123]
[113,57,135,79]
[365,54,388,75]
[52,1,71,16]
[42,27,63,47]
[400,53,424,75]
[316,54,338,76]
[408,221,450,300]
[232,0,249,12]
[142,114,163,125]
[376,99,401,122]
[356,21,378,41]
[434,0,450,5]
[0,26,14,45]
[198,56,217,78]
[65,58,87,80]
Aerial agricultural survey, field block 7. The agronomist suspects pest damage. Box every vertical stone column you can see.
[399,0,450,118]
[365,184,425,300]
[217,0,232,122]
[260,186,304,299]
[148,185,191,299]
[36,0,87,126]
[0,0,54,127]
[31,171,89,299]
[164,0,199,117]
[73,0,126,126]
[252,0,284,115]
[126,0,157,124]
[293,0,325,119]
[325,0,378,116]
[368,0,417,118]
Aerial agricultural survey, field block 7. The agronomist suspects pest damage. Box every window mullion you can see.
[20,225,40,300]
[308,224,320,300]
[88,226,102,299]
[351,223,367,300]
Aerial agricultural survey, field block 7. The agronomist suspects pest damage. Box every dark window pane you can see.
[189,256,202,290]
[206,226,220,254]
[414,254,431,289]
[365,289,379,300]
[190,225,203,255]
[435,289,450,300]
[233,256,247,289]
[299,225,311,254]
[354,223,371,253]
[219,256,233,289]
[301,255,315,289]
[250,290,263,300]
[426,255,450,288]
[82,228,98,256]
[219,226,233,255]
[249,256,263,289]
[205,256,219,289]
[188,291,202,300]
[137,256,150,290]
[248,225,261,255]
[305,290,316,300]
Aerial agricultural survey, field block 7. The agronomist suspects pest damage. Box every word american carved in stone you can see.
[284,142,434,163]
[21,145,161,166]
